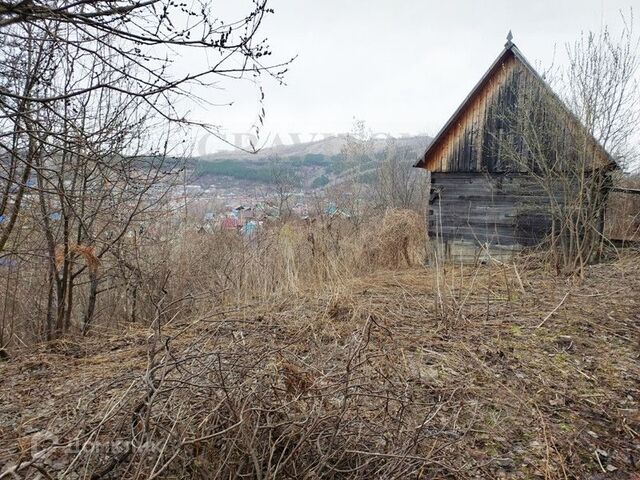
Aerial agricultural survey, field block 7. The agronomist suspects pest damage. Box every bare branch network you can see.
[0,0,291,340]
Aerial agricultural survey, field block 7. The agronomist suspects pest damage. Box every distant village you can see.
[168,182,353,236]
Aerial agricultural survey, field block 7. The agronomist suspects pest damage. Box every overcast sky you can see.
[192,0,637,153]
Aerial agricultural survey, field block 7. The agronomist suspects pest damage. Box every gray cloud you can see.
[186,0,636,151]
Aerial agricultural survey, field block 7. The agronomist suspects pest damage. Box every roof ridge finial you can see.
[505,30,514,48]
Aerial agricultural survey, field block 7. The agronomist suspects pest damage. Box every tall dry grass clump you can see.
[361,209,425,268]
[0,208,426,345]
[161,209,426,305]
[75,209,427,336]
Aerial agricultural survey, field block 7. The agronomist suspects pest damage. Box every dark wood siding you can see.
[417,47,612,174]
[428,172,552,247]
[422,52,524,173]
[417,43,614,257]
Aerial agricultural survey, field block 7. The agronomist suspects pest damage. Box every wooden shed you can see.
[414,34,615,262]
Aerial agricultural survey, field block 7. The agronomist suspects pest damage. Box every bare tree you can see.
[0,1,290,342]
[331,119,375,228]
[562,13,640,170]
[375,139,429,211]
[269,157,299,220]
[496,12,639,275]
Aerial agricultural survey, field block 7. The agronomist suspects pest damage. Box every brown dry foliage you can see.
[137,209,427,318]
[54,244,100,274]
[0,210,426,343]
[1,253,638,478]
[361,209,425,268]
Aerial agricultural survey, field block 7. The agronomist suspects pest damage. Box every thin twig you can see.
[536,291,570,328]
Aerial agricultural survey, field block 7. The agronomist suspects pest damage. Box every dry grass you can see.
[1,252,638,479]
[105,209,428,325]
[0,209,428,344]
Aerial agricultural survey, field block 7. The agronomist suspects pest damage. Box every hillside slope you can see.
[1,256,639,478]
[193,135,431,188]
[202,135,431,161]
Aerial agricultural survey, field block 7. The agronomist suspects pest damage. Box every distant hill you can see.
[201,135,431,161]
[193,135,431,189]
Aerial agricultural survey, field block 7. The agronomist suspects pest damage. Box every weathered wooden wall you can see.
[417,44,615,261]
[424,54,522,173]
[428,172,553,247]
[418,47,611,174]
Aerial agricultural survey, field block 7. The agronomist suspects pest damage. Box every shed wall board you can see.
[429,172,554,248]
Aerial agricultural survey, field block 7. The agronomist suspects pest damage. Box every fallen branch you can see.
[536,291,570,328]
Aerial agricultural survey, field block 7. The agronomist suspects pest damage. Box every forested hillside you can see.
[193,135,431,188]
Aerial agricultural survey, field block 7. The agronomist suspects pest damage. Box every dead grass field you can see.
[0,253,639,479]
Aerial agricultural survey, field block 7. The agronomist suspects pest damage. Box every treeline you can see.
[194,159,303,186]
[194,152,383,187]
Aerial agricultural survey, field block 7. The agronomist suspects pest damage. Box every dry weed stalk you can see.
[2,252,639,478]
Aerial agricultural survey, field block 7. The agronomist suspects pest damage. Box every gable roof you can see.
[415,36,615,172]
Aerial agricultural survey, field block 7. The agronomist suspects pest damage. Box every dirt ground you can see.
[1,254,639,479]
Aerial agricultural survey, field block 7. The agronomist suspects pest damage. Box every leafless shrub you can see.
[375,140,430,211]
[0,1,291,343]
[3,290,472,479]
[0,211,426,345]
[495,13,640,276]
